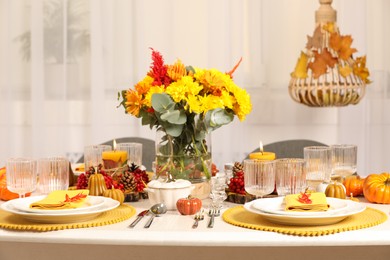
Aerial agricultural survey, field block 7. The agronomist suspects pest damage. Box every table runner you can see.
[0,204,136,232]
[223,206,387,236]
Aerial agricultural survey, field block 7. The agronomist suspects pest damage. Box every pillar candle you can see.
[102,150,128,169]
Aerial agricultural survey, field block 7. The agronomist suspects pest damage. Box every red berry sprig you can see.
[228,171,245,195]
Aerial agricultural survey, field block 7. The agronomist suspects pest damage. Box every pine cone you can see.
[232,162,243,175]
[121,172,137,191]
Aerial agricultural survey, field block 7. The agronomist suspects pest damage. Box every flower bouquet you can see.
[118,49,251,182]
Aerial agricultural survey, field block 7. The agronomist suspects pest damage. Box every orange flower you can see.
[125,90,143,116]
[167,60,186,81]
[135,76,153,95]
[198,70,224,96]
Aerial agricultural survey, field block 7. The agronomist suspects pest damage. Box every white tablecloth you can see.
[1,199,390,260]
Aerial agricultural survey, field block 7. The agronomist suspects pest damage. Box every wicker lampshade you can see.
[289,0,371,107]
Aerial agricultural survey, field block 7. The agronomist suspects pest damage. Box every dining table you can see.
[0,196,390,260]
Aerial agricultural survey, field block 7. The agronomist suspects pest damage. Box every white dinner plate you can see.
[1,197,120,224]
[251,197,349,216]
[244,198,366,226]
[10,195,105,214]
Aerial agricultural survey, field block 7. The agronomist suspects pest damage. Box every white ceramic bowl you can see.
[145,179,194,210]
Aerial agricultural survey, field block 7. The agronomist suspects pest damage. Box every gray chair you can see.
[78,137,155,171]
[247,139,327,159]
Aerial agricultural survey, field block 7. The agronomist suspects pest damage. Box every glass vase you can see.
[154,118,212,198]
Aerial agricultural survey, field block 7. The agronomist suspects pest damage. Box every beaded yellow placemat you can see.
[0,204,136,232]
[223,206,387,236]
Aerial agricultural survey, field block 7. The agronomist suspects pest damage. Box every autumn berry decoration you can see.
[76,165,122,191]
[120,163,149,193]
[363,173,390,204]
[228,162,245,195]
[176,196,202,215]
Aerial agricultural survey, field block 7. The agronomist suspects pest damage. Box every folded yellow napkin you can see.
[284,192,329,212]
[30,190,90,210]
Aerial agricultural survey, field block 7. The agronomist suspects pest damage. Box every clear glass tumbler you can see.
[275,158,306,196]
[243,159,275,199]
[117,142,143,167]
[37,157,69,194]
[331,144,357,179]
[6,158,37,198]
[84,144,112,170]
[304,146,332,191]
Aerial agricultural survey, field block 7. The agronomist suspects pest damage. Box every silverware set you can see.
[129,203,167,229]
[130,205,221,229]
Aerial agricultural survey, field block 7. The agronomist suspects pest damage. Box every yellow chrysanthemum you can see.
[231,88,252,121]
[199,95,225,114]
[167,59,187,81]
[124,90,143,117]
[185,95,203,114]
[166,76,202,103]
[135,75,154,95]
[144,85,165,107]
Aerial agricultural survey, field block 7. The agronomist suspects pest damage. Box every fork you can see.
[192,209,204,229]
[207,208,221,228]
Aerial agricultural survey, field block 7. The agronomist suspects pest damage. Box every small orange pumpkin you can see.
[176,196,202,215]
[363,173,390,204]
[343,175,365,197]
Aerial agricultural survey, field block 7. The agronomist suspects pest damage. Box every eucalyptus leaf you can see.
[162,123,184,137]
[152,93,175,113]
[204,108,234,132]
[160,110,187,124]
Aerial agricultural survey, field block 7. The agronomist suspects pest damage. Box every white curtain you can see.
[1,0,389,175]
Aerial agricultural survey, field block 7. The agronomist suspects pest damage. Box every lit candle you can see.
[249,141,276,161]
[102,140,128,169]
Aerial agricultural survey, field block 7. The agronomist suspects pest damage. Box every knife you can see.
[129,210,149,228]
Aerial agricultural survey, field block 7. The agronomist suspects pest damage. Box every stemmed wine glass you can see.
[6,158,37,198]
[244,159,275,199]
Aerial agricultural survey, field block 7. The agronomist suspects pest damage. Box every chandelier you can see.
[289,0,371,107]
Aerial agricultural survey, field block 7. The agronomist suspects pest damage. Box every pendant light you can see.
[289,0,371,107]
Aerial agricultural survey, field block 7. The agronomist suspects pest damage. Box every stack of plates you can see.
[1,195,120,224]
[244,197,366,226]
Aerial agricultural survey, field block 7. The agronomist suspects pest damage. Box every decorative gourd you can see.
[0,167,31,201]
[343,175,364,197]
[325,181,346,199]
[176,196,202,215]
[88,172,107,196]
[363,173,390,204]
[103,187,124,204]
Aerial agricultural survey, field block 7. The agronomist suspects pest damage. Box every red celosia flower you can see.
[148,48,171,86]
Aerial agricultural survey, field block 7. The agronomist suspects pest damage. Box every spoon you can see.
[144,203,167,228]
